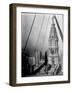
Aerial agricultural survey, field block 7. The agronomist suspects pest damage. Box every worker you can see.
[45,51,48,74]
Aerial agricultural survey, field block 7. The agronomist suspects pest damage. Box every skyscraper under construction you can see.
[47,16,59,75]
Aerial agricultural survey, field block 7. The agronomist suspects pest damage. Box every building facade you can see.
[48,16,59,72]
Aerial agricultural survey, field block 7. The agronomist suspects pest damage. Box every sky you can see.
[21,13,63,55]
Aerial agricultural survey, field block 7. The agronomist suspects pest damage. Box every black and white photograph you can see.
[10,4,70,86]
[21,13,63,77]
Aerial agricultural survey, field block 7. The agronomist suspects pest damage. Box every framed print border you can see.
[9,3,70,86]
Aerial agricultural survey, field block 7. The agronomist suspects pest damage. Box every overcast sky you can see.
[21,13,63,55]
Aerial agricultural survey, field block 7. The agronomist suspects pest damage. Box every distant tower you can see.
[48,16,59,68]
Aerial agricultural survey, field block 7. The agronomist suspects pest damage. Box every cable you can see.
[41,15,50,51]
[54,16,63,41]
[24,14,36,51]
[35,15,45,49]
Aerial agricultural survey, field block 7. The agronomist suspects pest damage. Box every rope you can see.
[54,16,63,41]
[24,14,36,51]
[35,15,45,50]
[41,15,50,51]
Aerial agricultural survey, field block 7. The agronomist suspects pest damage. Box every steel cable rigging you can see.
[41,16,50,51]
[23,15,63,53]
[54,16,63,41]
[24,14,36,51]
[34,15,45,50]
